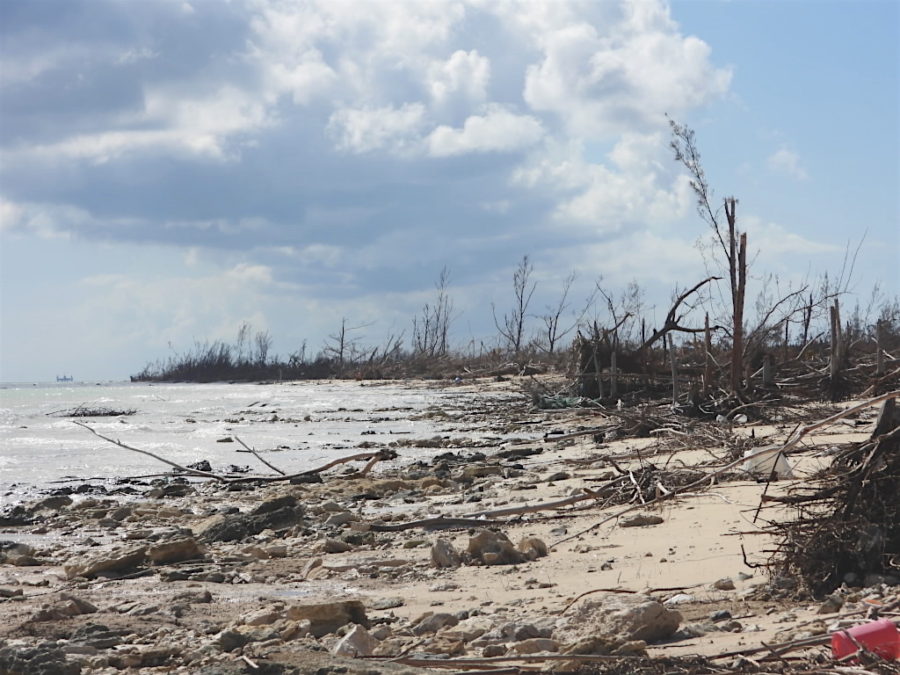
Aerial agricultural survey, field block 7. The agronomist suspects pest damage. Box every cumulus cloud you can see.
[427,105,544,156]
[767,147,809,181]
[428,49,491,104]
[327,103,427,155]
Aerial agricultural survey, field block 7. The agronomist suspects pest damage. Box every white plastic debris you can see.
[743,446,794,479]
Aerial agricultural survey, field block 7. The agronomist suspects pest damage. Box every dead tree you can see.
[493,255,536,356]
[670,118,747,395]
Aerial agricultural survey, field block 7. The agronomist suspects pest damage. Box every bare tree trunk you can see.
[876,320,885,376]
[593,344,604,400]
[703,313,712,393]
[668,335,678,406]
[763,353,773,387]
[726,197,746,395]
[830,299,843,382]
[610,348,618,400]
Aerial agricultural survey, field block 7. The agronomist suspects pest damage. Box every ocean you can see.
[0,380,516,507]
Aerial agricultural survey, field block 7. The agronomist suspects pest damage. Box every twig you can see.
[234,436,286,475]
[74,421,228,481]
[550,390,900,549]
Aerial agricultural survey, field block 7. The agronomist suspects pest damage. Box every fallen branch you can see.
[75,422,228,482]
[550,390,900,549]
[233,436,286,476]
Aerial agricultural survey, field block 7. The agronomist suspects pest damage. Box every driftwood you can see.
[75,422,397,484]
[550,390,900,549]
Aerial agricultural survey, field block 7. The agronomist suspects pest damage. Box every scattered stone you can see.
[198,495,304,543]
[285,600,368,638]
[509,638,559,654]
[332,624,378,657]
[371,597,404,610]
[146,537,203,564]
[712,577,735,591]
[323,538,353,553]
[431,538,461,568]
[467,529,525,566]
[64,546,147,579]
[559,595,682,645]
[413,612,459,635]
[517,537,548,560]
[32,595,98,622]
[482,644,506,657]
[710,609,732,622]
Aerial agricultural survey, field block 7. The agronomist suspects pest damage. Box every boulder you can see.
[517,537,548,560]
[467,529,525,566]
[199,495,304,542]
[285,600,368,638]
[557,594,682,645]
[32,594,98,622]
[412,612,459,635]
[431,538,461,568]
[147,538,203,564]
[332,624,378,657]
[64,546,147,579]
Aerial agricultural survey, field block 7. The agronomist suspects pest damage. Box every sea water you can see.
[0,380,514,507]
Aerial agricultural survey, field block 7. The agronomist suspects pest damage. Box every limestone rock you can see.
[147,537,203,564]
[412,612,459,635]
[557,594,682,645]
[467,529,525,566]
[431,538,461,568]
[285,600,368,638]
[32,594,98,622]
[332,624,378,657]
[64,546,147,579]
[509,637,559,654]
[517,537,548,560]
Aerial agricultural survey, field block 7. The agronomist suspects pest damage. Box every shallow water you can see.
[0,380,517,506]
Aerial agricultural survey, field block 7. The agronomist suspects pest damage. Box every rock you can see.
[323,538,353,553]
[0,542,36,565]
[29,495,73,513]
[241,608,282,626]
[619,514,664,528]
[517,537,548,560]
[817,594,844,614]
[482,644,506,657]
[199,495,304,542]
[147,537,203,564]
[0,642,81,675]
[467,529,525,566]
[509,638,559,654]
[332,624,378,657]
[712,577,735,591]
[32,594,98,622]
[371,597,404,610]
[431,538,461,568]
[559,595,682,645]
[215,630,250,652]
[663,593,695,605]
[413,612,459,635]
[285,600,368,638]
[64,546,147,579]
[710,609,732,622]
[324,511,356,527]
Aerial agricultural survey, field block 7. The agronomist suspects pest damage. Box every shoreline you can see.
[1,377,897,674]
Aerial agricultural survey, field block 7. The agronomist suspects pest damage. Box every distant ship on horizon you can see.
[56,375,74,382]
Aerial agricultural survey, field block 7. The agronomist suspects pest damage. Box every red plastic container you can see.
[831,619,899,661]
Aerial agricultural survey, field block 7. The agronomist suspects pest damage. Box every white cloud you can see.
[741,216,838,255]
[518,1,731,138]
[427,105,544,156]
[767,147,809,181]
[428,49,491,104]
[327,103,427,155]
[512,133,692,231]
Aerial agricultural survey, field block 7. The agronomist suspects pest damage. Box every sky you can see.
[0,0,897,382]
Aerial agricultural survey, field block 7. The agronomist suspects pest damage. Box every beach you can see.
[0,377,896,674]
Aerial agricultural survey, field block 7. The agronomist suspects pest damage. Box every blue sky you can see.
[1,0,897,382]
